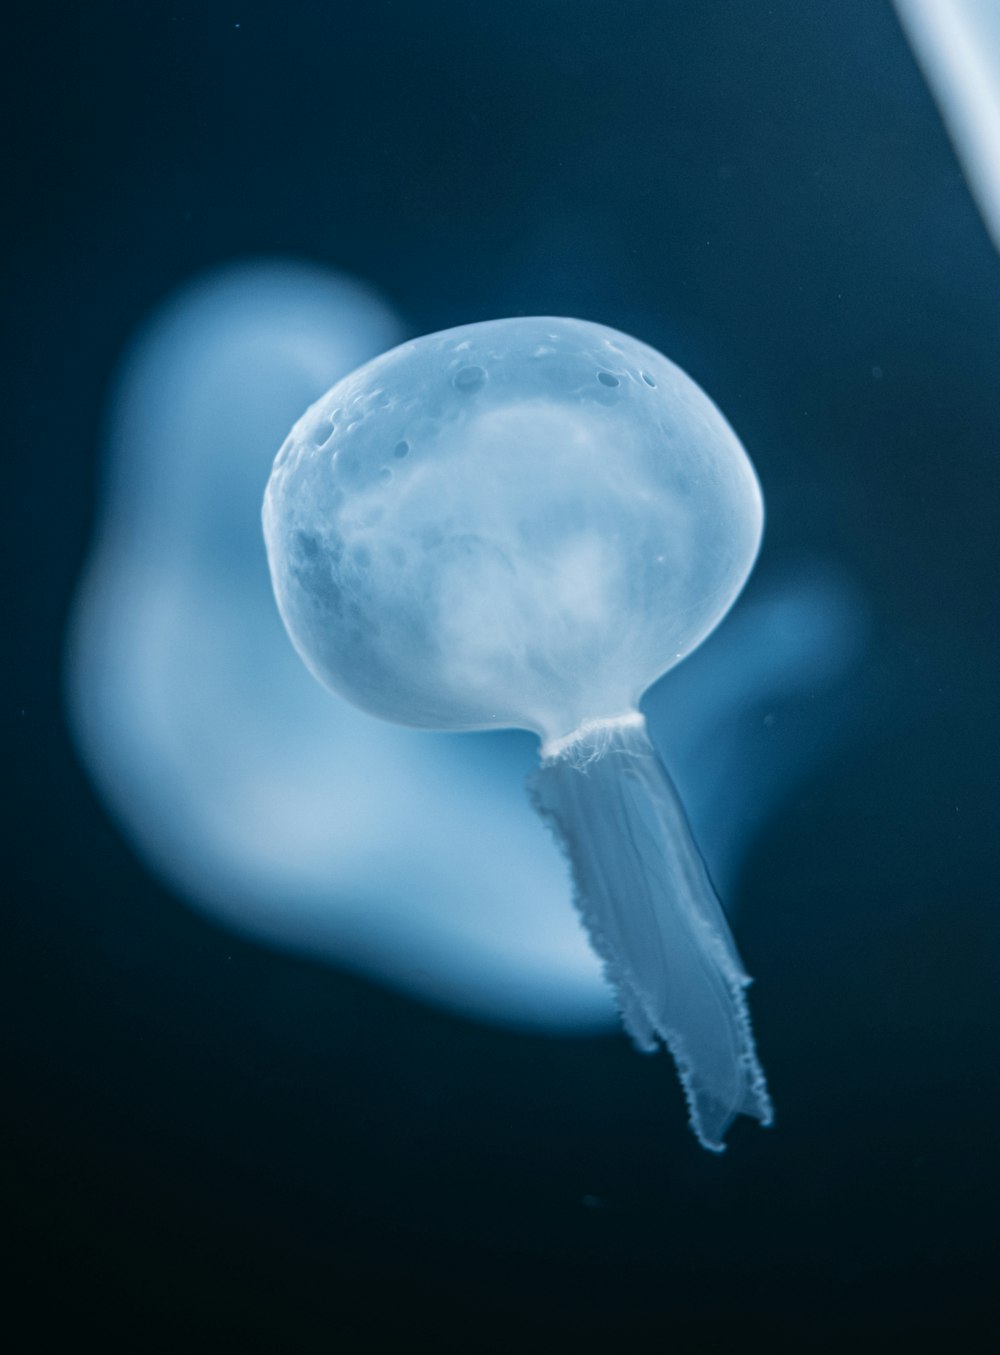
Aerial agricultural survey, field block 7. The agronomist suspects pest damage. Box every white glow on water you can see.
[66,262,865,1059]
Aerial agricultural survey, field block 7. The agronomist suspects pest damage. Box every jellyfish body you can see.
[264,316,773,1150]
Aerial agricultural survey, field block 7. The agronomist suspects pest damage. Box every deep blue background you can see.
[4,1,1000,1348]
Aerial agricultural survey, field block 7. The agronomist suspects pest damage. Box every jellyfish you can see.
[895,0,1000,255]
[263,316,773,1151]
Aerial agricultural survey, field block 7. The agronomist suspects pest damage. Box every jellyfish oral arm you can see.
[530,713,773,1152]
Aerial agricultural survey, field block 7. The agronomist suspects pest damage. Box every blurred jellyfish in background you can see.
[895,0,1000,253]
[66,259,867,1049]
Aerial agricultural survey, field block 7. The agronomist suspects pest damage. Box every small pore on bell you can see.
[453,365,487,393]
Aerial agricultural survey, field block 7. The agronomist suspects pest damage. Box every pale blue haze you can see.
[67,271,864,1140]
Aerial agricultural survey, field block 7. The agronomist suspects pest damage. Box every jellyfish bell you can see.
[264,316,773,1152]
[263,316,763,744]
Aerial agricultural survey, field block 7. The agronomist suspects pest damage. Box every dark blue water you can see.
[4,1,999,1348]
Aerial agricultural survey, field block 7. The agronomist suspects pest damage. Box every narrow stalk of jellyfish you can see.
[530,712,772,1152]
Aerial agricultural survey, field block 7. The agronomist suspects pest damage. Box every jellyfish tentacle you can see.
[530,714,773,1152]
